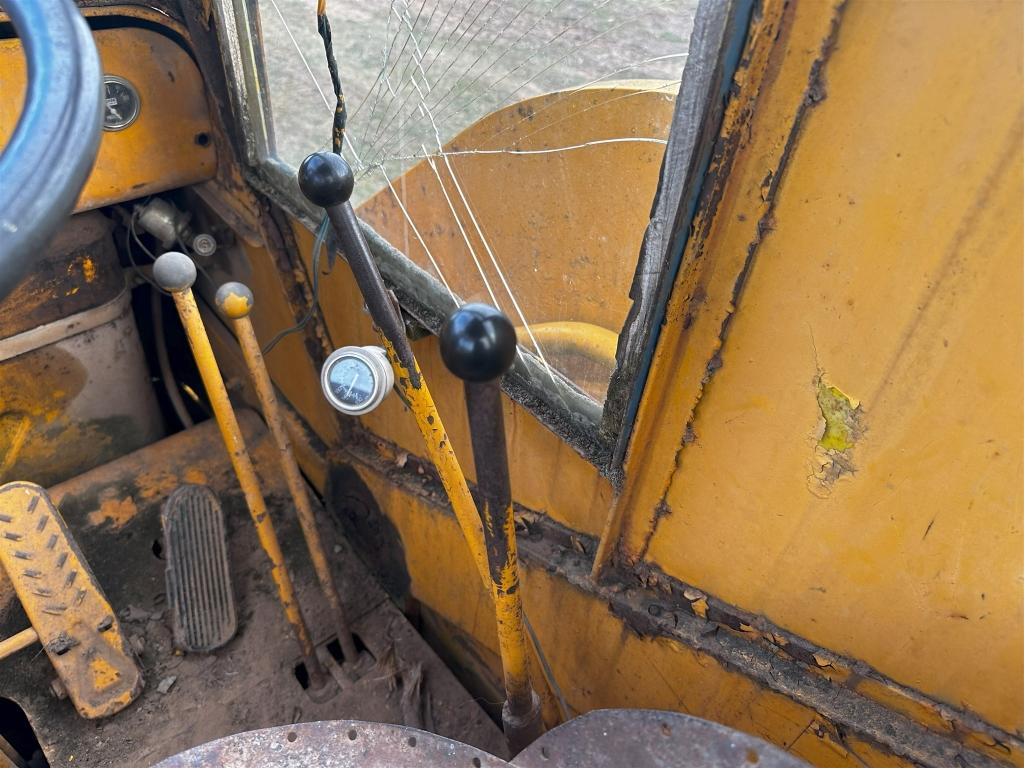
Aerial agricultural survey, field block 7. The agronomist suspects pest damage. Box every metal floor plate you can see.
[512,709,809,768]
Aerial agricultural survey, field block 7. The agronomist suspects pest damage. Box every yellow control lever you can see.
[214,280,360,665]
[152,252,329,691]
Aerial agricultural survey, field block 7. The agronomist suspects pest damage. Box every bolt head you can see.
[440,303,517,382]
[192,233,217,257]
[298,152,354,208]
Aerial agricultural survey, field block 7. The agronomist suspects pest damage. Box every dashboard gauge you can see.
[102,75,141,131]
[321,346,394,416]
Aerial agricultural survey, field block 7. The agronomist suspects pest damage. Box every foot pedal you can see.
[0,482,144,719]
[162,485,237,653]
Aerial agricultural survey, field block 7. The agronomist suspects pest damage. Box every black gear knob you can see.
[298,151,354,208]
[440,303,517,383]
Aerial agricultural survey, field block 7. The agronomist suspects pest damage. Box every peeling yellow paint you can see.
[82,257,97,283]
[815,376,861,451]
[691,598,708,619]
[810,375,863,492]
[218,288,252,320]
[89,657,121,691]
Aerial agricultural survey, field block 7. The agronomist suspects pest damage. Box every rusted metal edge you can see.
[624,0,847,570]
[588,0,792,580]
[626,1,843,573]
[337,429,1022,768]
[603,0,758,470]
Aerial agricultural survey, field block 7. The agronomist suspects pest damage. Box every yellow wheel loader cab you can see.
[0,1,1020,766]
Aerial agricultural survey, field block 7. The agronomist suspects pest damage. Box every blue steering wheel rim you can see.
[0,0,103,299]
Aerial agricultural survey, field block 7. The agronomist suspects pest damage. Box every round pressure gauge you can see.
[321,346,394,416]
[102,75,141,131]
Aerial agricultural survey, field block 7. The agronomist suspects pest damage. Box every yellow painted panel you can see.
[288,223,614,537]
[357,84,676,335]
[0,27,216,212]
[356,463,920,768]
[639,0,1024,733]
[233,236,342,447]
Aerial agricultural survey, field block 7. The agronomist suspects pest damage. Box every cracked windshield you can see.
[256,0,697,403]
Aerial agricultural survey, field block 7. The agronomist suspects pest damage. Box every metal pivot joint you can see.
[152,253,328,690]
[440,303,544,754]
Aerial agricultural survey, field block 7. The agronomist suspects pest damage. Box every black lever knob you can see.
[297,151,420,383]
[297,151,354,208]
[439,303,542,745]
[440,303,517,383]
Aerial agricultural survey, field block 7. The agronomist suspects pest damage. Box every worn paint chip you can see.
[815,378,860,451]
[810,374,864,493]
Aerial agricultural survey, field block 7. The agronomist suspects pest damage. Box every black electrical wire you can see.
[316,0,348,155]
[261,214,331,355]
[262,2,348,355]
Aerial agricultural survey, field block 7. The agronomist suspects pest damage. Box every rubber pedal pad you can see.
[161,484,237,652]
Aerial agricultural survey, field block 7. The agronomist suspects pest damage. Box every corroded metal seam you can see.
[339,430,1022,768]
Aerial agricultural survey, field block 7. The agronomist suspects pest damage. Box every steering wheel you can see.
[0,0,102,299]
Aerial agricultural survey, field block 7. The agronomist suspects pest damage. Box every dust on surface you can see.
[0,417,504,767]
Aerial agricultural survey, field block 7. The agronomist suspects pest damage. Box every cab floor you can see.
[0,411,505,767]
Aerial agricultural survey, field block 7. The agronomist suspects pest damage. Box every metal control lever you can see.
[297,153,416,379]
[298,153,545,752]
[214,281,360,665]
[296,152,494,594]
[152,252,329,693]
[440,304,543,753]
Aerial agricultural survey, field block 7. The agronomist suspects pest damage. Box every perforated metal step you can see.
[161,484,237,653]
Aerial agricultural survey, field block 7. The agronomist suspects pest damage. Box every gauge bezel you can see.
[102,74,141,132]
[320,345,394,416]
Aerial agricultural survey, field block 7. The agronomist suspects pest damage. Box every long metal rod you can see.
[299,156,538,739]
[154,253,326,688]
[464,378,542,750]
[323,200,493,589]
[0,627,38,661]
[216,282,359,663]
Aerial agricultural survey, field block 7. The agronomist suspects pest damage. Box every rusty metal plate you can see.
[152,721,509,768]
[153,710,810,768]
[512,709,810,768]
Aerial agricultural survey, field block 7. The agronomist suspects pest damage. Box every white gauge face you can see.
[103,75,141,131]
[320,346,394,416]
[327,356,376,410]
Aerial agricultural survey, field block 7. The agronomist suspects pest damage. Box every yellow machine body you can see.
[0,2,1020,767]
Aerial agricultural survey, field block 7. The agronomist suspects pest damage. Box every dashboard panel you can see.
[0,24,216,212]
